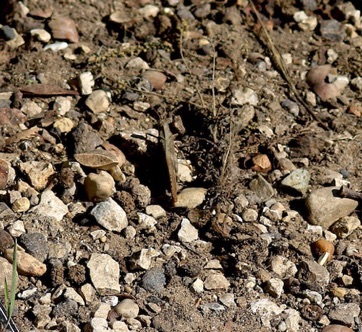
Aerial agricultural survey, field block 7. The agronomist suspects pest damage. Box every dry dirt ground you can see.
[0,0,362,331]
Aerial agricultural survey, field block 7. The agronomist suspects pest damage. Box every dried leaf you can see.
[5,127,40,145]
[74,150,119,170]
[161,122,178,204]
[19,84,78,96]
[101,142,126,166]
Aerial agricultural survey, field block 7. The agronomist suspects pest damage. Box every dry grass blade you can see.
[250,1,329,131]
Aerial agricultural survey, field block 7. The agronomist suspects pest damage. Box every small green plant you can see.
[3,239,18,331]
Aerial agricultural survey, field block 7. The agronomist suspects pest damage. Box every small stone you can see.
[4,248,46,276]
[90,198,128,232]
[281,169,310,195]
[71,122,103,154]
[142,70,167,90]
[78,72,94,95]
[138,213,157,233]
[284,308,301,332]
[249,175,274,201]
[85,90,110,114]
[341,275,353,286]
[54,97,72,115]
[241,208,258,222]
[219,293,236,307]
[19,233,48,262]
[281,99,299,116]
[0,230,14,251]
[311,239,334,263]
[94,302,111,319]
[90,317,108,331]
[350,77,362,92]
[5,28,25,49]
[30,29,51,43]
[111,321,129,331]
[191,278,204,293]
[145,205,166,219]
[231,88,258,106]
[115,299,139,319]
[322,325,354,332]
[330,216,360,238]
[126,57,149,70]
[174,187,207,209]
[64,287,85,306]
[298,260,330,292]
[178,218,198,243]
[43,42,68,52]
[306,187,358,229]
[53,117,74,133]
[31,190,68,222]
[87,253,120,295]
[265,278,284,298]
[19,161,55,190]
[204,259,223,270]
[328,303,360,327]
[85,171,115,202]
[8,219,26,237]
[80,283,96,304]
[48,16,79,43]
[124,226,136,239]
[250,299,284,328]
[142,267,166,293]
[293,11,308,23]
[12,197,30,213]
[234,194,249,212]
[204,272,230,290]
[0,257,14,294]
[299,16,318,31]
[129,248,159,270]
[320,19,346,42]
[269,255,297,279]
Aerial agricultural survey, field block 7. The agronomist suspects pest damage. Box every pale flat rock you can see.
[115,299,139,319]
[19,161,55,190]
[87,253,120,295]
[178,218,198,243]
[306,187,358,228]
[85,90,109,114]
[90,198,128,232]
[174,187,207,209]
[250,298,285,328]
[268,255,297,279]
[281,168,310,195]
[31,190,68,222]
[204,272,230,290]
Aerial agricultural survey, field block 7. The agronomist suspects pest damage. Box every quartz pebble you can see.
[145,205,166,219]
[250,299,285,328]
[90,198,128,232]
[126,57,149,70]
[191,278,204,293]
[12,197,30,212]
[219,293,236,307]
[129,248,159,270]
[231,88,258,106]
[265,278,284,298]
[269,255,297,279]
[87,253,120,295]
[30,29,51,42]
[78,72,95,95]
[43,42,68,52]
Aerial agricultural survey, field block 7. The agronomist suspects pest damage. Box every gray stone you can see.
[178,218,198,243]
[31,190,68,222]
[71,122,103,154]
[138,213,157,233]
[298,260,330,292]
[64,287,85,306]
[142,268,166,293]
[231,88,258,106]
[241,208,258,222]
[265,278,284,298]
[218,293,236,307]
[87,253,120,295]
[52,299,78,317]
[320,19,346,42]
[115,299,139,319]
[91,198,128,232]
[145,205,166,219]
[284,308,301,332]
[330,216,360,238]
[250,175,274,201]
[19,233,49,262]
[281,169,310,195]
[174,187,207,209]
[306,187,358,229]
[328,303,360,326]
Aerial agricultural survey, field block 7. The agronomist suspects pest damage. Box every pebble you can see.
[8,219,26,237]
[64,287,85,306]
[305,187,358,229]
[19,161,55,190]
[71,122,103,153]
[124,225,136,239]
[126,57,149,70]
[80,283,96,304]
[78,72,95,95]
[4,248,46,276]
[328,303,360,327]
[311,238,334,263]
[1,25,16,40]
[145,205,166,219]
[138,212,157,233]
[53,117,74,133]
[90,198,128,232]
[350,77,362,92]
[85,90,110,114]
[269,255,297,279]
[31,190,68,222]
[0,257,14,294]
[84,171,115,202]
[231,87,258,106]
[204,259,223,270]
[191,278,204,293]
[297,260,330,292]
[115,299,139,319]
[48,16,79,43]
[330,216,360,238]
[111,321,129,331]
[142,70,167,90]
[320,19,346,42]
[90,317,108,331]
[204,272,230,290]
[265,278,284,298]
[174,187,207,209]
[87,253,120,295]
[322,325,354,332]
[241,208,258,222]
[0,230,14,251]
[281,99,299,116]
[129,180,151,208]
[129,248,159,270]
[141,267,166,293]
[54,96,72,115]
[178,218,199,243]
[281,169,310,195]
[249,175,274,201]
[19,233,49,262]
[5,28,25,49]
[250,299,285,328]
[284,308,301,332]
[30,29,51,43]
[219,293,236,307]
[43,42,68,52]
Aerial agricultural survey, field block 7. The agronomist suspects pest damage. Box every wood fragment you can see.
[19,84,78,96]
[161,122,178,204]
[5,127,40,145]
